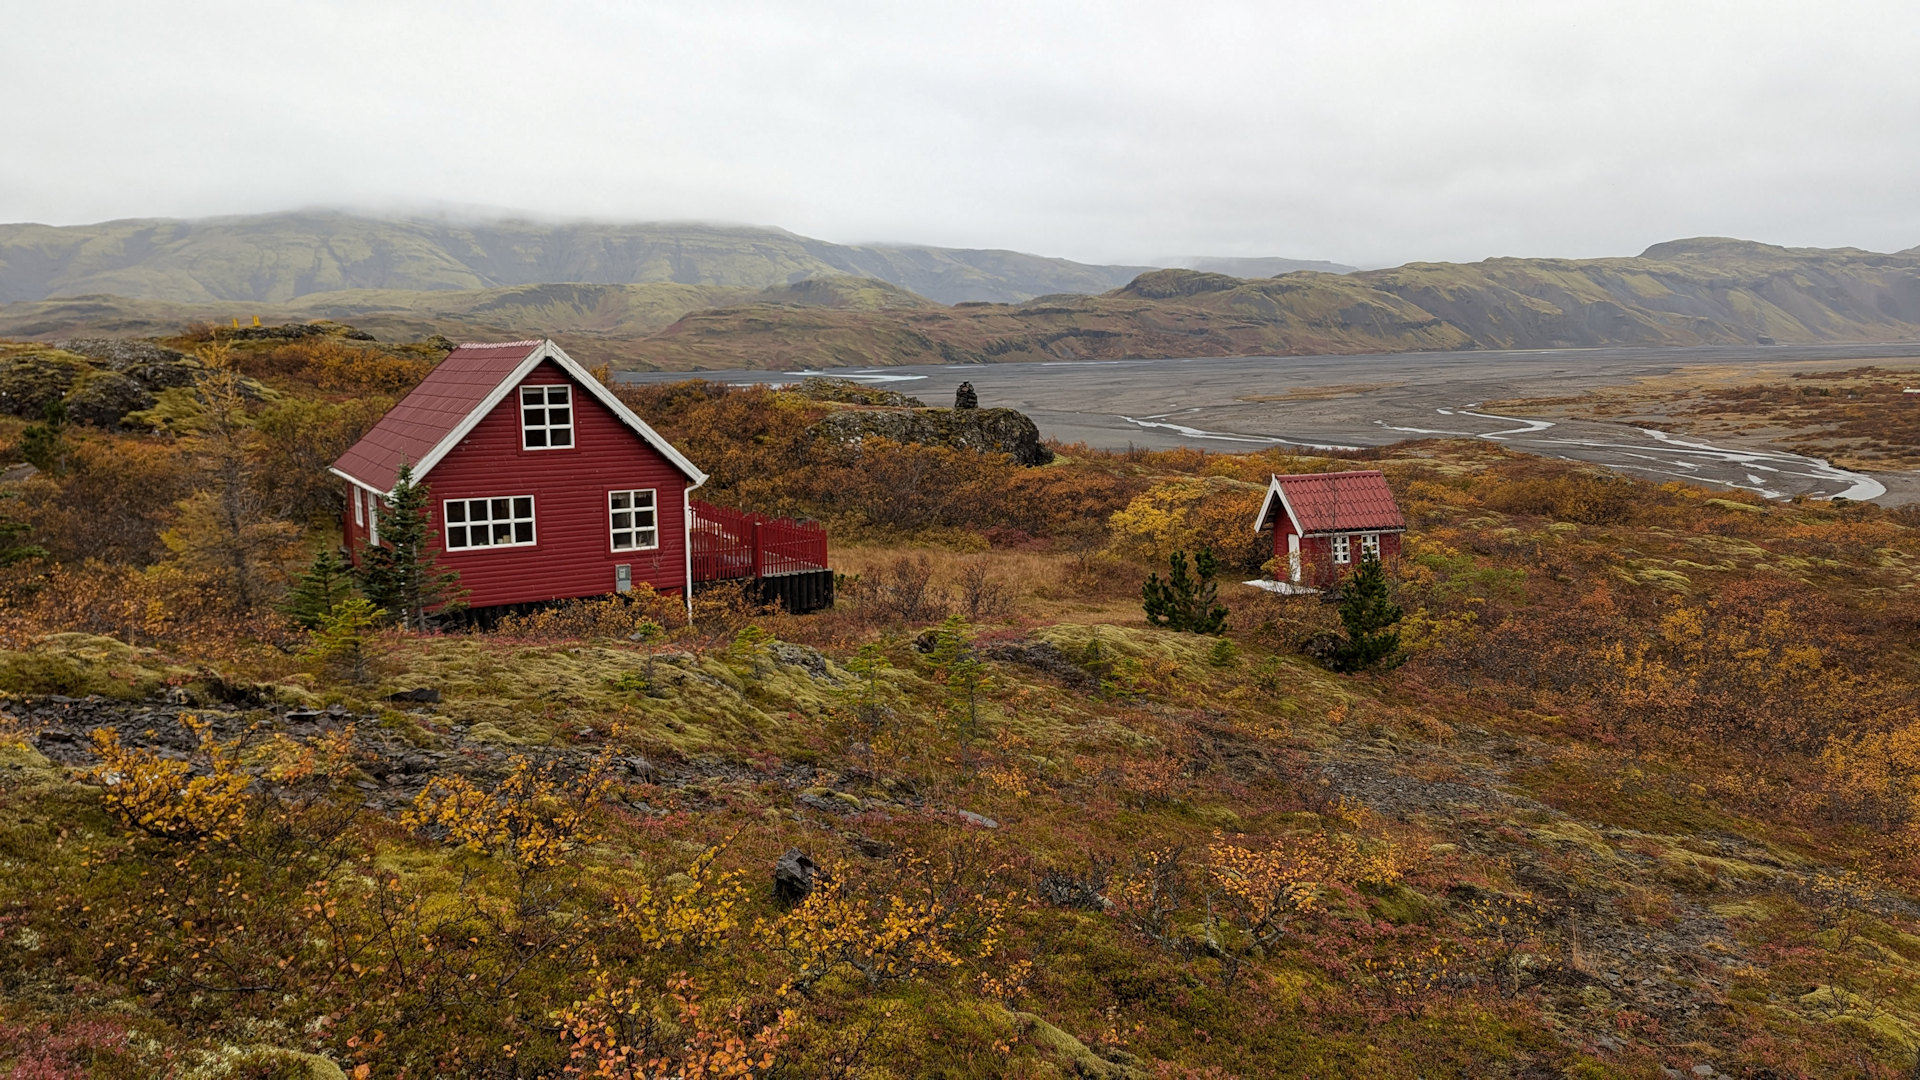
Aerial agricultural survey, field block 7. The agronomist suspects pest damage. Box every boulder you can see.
[773,848,826,904]
[0,349,87,418]
[794,377,926,408]
[810,406,1054,466]
[64,370,155,427]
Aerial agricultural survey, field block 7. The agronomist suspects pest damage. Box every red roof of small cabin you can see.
[330,339,705,494]
[1254,470,1406,536]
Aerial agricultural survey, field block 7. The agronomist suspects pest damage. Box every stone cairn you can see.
[954,381,978,409]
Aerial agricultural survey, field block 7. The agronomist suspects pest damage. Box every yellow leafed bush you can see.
[403,755,608,868]
[87,714,251,842]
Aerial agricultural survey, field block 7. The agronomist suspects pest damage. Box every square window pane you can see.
[613,531,632,550]
[613,511,631,530]
[513,496,532,517]
[447,528,467,549]
[548,408,569,426]
[491,498,510,518]
[514,522,533,543]
[447,502,465,523]
[634,490,654,508]
[523,407,545,426]
[522,387,542,404]
[636,509,655,527]
[492,522,513,543]
[550,429,572,446]
[468,500,489,522]
[470,527,490,546]
[547,386,568,404]
[636,529,656,548]
[611,492,630,510]
[525,429,547,447]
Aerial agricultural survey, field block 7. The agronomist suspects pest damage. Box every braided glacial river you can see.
[619,342,1920,504]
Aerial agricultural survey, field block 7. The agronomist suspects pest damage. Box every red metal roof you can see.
[331,340,541,492]
[1262,470,1406,535]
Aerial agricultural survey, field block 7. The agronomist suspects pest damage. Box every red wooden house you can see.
[331,339,710,612]
[1252,470,1406,589]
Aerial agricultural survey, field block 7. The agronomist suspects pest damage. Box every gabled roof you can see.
[1253,470,1406,536]
[329,339,707,494]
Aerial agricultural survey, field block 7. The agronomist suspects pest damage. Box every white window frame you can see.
[368,497,380,547]
[353,487,364,527]
[443,494,538,552]
[1331,534,1351,565]
[609,489,659,552]
[520,384,574,450]
[1360,533,1380,560]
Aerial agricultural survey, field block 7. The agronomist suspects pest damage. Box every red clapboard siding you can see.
[354,359,690,609]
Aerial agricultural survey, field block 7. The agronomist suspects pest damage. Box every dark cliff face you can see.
[808,406,1055,466]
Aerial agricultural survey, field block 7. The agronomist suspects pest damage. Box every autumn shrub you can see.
[16,435,195,564]
[494,586,683,641]
[258,338,433,393]
[404,755,610,869]
[1480,468,1638,524]
[1108,476,1267,571]
[87,715,252,842]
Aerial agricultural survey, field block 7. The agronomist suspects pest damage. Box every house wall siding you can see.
[1271,525,1403,588]
[346,359,690,609]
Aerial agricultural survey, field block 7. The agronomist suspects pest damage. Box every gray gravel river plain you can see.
[619,343,1920,504]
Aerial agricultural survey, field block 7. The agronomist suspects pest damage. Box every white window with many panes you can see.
[1331,534,1351,564]
[609,489,658,551]
[1360,533,1380,559]
[444,495,536,550]
[520,384,573,449]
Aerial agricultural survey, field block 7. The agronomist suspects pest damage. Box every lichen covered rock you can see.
[810,406,1054,465]
[64,369,156,427]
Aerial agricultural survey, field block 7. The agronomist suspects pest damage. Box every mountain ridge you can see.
[0,211,1175,306]
[5,228,1919,371]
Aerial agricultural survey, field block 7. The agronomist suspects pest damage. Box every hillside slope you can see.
[5,235,1917,370]
[0,212,1157,305]
[614,238,1920,369]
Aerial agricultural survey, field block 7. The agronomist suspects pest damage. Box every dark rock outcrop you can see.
[793,376,926,408]
[773,848,825,904]
[64,370,155,427]
[0,349,87,418]
[810,406,1054,466]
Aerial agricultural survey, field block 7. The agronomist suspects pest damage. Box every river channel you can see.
[618,343,1920,504]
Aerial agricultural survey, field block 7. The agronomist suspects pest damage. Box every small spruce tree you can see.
[20,400,69,475]
[280,546,355,629]
[358,463,467,631]
[1331,552,1403,672]
[302,598,385,685]
[1142,548,1228,634]
[0,491,45,567]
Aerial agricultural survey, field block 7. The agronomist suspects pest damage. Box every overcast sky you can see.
[4,0,1917,267]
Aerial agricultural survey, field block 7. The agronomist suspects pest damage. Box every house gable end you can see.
[330,339,709,495]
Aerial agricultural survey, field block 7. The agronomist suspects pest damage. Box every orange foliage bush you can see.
[253,339,433,393]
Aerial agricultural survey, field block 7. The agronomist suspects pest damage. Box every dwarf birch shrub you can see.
[87,715,251,842]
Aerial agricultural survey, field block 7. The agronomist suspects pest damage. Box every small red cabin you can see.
[330,339,710,613]
[1252,470,1406,589]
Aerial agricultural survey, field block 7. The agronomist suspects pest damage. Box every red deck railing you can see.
[689,499,829,583]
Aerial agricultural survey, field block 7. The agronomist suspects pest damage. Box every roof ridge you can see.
[455,339,543,349]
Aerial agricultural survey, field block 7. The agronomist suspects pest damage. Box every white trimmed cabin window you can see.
[1360,533,1380,559]
[609,489,658,551]
[353,487,364,526]
[368,497,380,547]
[445,495,536,550]
[520,384,573,449]
[1331,534,1351,564]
